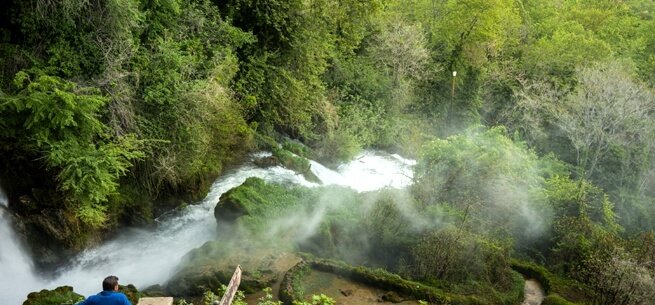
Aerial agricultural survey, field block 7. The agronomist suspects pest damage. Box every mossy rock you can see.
[166,241,301,297]
[279,260,310,305]
[214,177,312,226]
[380,291,405,303]
[23,286,83,305]
[213,177,360,252]
[272,147,320,183]
[118,284,142,305]
[253,155,279,168]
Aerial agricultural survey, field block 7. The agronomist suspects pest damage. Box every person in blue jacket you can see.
[77,275,132,305]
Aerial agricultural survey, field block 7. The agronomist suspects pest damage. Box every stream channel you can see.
[0,151,415,305]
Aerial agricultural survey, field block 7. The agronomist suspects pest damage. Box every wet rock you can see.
[18,195,39,212]
[254,156,279,168]
[16,206,82,269]
[339,289,353,297]
[271,147,321,183]
[380,291,404,303]
[214,186,251,225]
[166,242,301,297]
[31,209,76,242]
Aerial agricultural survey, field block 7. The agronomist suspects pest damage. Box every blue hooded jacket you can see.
[77,291,131,305]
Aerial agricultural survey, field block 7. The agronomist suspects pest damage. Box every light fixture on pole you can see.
[451,71,457,101]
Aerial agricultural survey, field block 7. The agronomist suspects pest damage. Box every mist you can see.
[206,130,557,269]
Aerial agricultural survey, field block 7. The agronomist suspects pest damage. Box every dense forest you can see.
[1,0,655,304]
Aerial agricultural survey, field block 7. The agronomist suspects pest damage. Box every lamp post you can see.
[451,70,457,101]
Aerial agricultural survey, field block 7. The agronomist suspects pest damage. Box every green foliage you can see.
[291,294,335,305]
[410,227,514,290]
[257,287,282,305]
[282,140,311,158]
[210,285,246,305]
[544,176,621,233]
[23,286,83,305]
[521,1,646,86]
[0,0,255,232]
[1,71,144,227]
[313,102,391,163]
[213,177,330,239]
[222,0,333,140]
[413,126,554,242]
[271,147,318,182]
[2,1,655,303]
[46,136,145,226]
[3,72,106,143]
[131,0,255,194]
[280,261,310,305]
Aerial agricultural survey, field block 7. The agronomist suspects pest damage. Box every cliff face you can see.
[0,165,85,269]
[0,166,214,270]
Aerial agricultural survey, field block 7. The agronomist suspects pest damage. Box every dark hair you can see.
[102,275,119,291]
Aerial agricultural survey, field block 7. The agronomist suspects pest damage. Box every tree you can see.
[413,126,557,244]
[411,226,513,288]
[555,62,655,183]
[391,0,522,132]
[0,71,144,227]
[368,19,430,112]
[585,251,655,305]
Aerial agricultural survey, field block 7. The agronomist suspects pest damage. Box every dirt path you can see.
[521,279,545,305]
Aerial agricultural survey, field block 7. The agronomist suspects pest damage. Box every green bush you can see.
[23,286,83,305]
[0,71,144,227]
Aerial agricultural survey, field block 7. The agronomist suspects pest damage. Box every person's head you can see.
[102,275,119,291]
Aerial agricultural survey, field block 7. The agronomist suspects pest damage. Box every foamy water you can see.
[0,186,47,304]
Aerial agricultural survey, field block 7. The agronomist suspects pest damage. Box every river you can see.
[0,151,415,305]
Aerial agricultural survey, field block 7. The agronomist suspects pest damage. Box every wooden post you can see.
[218,265,242,305]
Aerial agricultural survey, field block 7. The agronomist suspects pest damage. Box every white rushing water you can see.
[0,186,46,305]
[0,151,414,305]
[310,152,415,192]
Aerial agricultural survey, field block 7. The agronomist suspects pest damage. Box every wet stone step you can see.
[137,297,174,305]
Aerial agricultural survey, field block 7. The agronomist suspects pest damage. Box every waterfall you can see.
[0,188,6,208]
[0,186,46,305]
[310,151,415,192]
[0,151,414,304]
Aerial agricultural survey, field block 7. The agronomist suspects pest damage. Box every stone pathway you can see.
[521,279,545,305]
[137,297,174,305]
